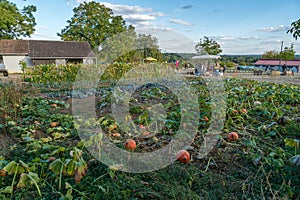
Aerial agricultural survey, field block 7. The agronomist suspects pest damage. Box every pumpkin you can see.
[240,108,247,114]
[176,150,190,163]
[50,122,58,127]
[112,133,121,138]
[228,132,239,141]
[124,139,136,150]
[0,169,6,177]
[50,103,58,108]
[204,116,209,122]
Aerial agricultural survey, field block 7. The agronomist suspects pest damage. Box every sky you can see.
[9,0,300,55]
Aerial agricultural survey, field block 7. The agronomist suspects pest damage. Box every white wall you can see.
[83,58,96,65]
[3,55,32,73]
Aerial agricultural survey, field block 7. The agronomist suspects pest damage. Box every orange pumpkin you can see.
[124,139,136,150]
[112,133,121,138]
[50,103,58,108]
[176,150,190,163]
[50,122,58,127]
[204,116,209,122]
[0,169,6,177]
[228,132,239,141]
[240,108,247,114]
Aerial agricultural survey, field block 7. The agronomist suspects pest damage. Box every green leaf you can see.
[0,186,13,194]
[65,189,73,200]
[3,161,26,175]
[285,139,299,148]
[49,159,63,176]
[63,159,76,176]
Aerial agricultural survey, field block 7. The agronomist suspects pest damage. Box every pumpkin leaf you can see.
[49,159,63,176]
[285,139,299,148]
[64,159,76,176]
[0,186,13,194]
[3,161,26,175]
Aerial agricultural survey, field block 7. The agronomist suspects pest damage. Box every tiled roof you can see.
[0,39,95,58]
[255,59,300,67]
[0,39,28,55]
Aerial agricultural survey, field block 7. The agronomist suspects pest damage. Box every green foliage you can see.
[287,18,300,40]
[58,1,132,50]
[25,64,80,84]
[262,44,296,60]
[195,36,222,55]
[0,82,29,125]
[0,0,36,39]
[280,45,296,60]
[220,55,261,66]
[1,77,300,199]
[262,50,279,59]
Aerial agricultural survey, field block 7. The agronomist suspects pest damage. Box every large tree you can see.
[195,36,222,55]
[58,1,132,50]
[287,19,300,40]
[262,50,279,59]
[0,0,36,39]
[262,44,295,60]
[279,44,295,60]
[135,34,162,60]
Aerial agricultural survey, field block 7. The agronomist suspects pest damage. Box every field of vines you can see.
[0,63,299,199]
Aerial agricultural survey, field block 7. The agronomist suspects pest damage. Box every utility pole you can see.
[279,41,283,71]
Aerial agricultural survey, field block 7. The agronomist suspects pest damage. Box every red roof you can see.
[255,59,300,67]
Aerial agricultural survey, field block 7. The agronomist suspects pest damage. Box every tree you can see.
[279,44,295,61]
[135,34,162,60]
[287,19,300,40]
[58,1,132,50]
[98,32,162,63]
[262,45,295,61]
[262,50,279,59]
[195,36,222,55]
[0,0,36,39]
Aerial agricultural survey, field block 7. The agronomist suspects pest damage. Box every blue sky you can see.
[10,0,300,54]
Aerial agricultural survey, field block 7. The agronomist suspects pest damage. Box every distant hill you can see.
[162,53,300,66]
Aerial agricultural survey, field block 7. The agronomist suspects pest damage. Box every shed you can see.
[0,39,96,73]
[254,59,300,73]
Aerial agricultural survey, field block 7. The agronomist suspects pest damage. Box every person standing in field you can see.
[175,60,180,70]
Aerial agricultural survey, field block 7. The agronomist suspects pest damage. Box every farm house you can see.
[0,39,96,73]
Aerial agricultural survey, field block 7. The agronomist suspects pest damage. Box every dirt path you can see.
[225,72,300,86]
[1,72,300,86]
[177,69,300,86]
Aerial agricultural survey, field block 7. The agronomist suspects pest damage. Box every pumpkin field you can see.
[0,63,299,199]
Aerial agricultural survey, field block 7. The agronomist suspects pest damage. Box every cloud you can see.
[76,0,92,3]
[169,19,192,26]
[210,36,236,41]
[258,25,290,32]
[181,5,192,9]
[136,26,174,32]
[96,2,167,29]
[259,40,283,45]
[239,36,259,40]
[31,32,60,40]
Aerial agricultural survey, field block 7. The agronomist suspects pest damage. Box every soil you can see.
[1,71,300,86]
[178,69,300,86]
